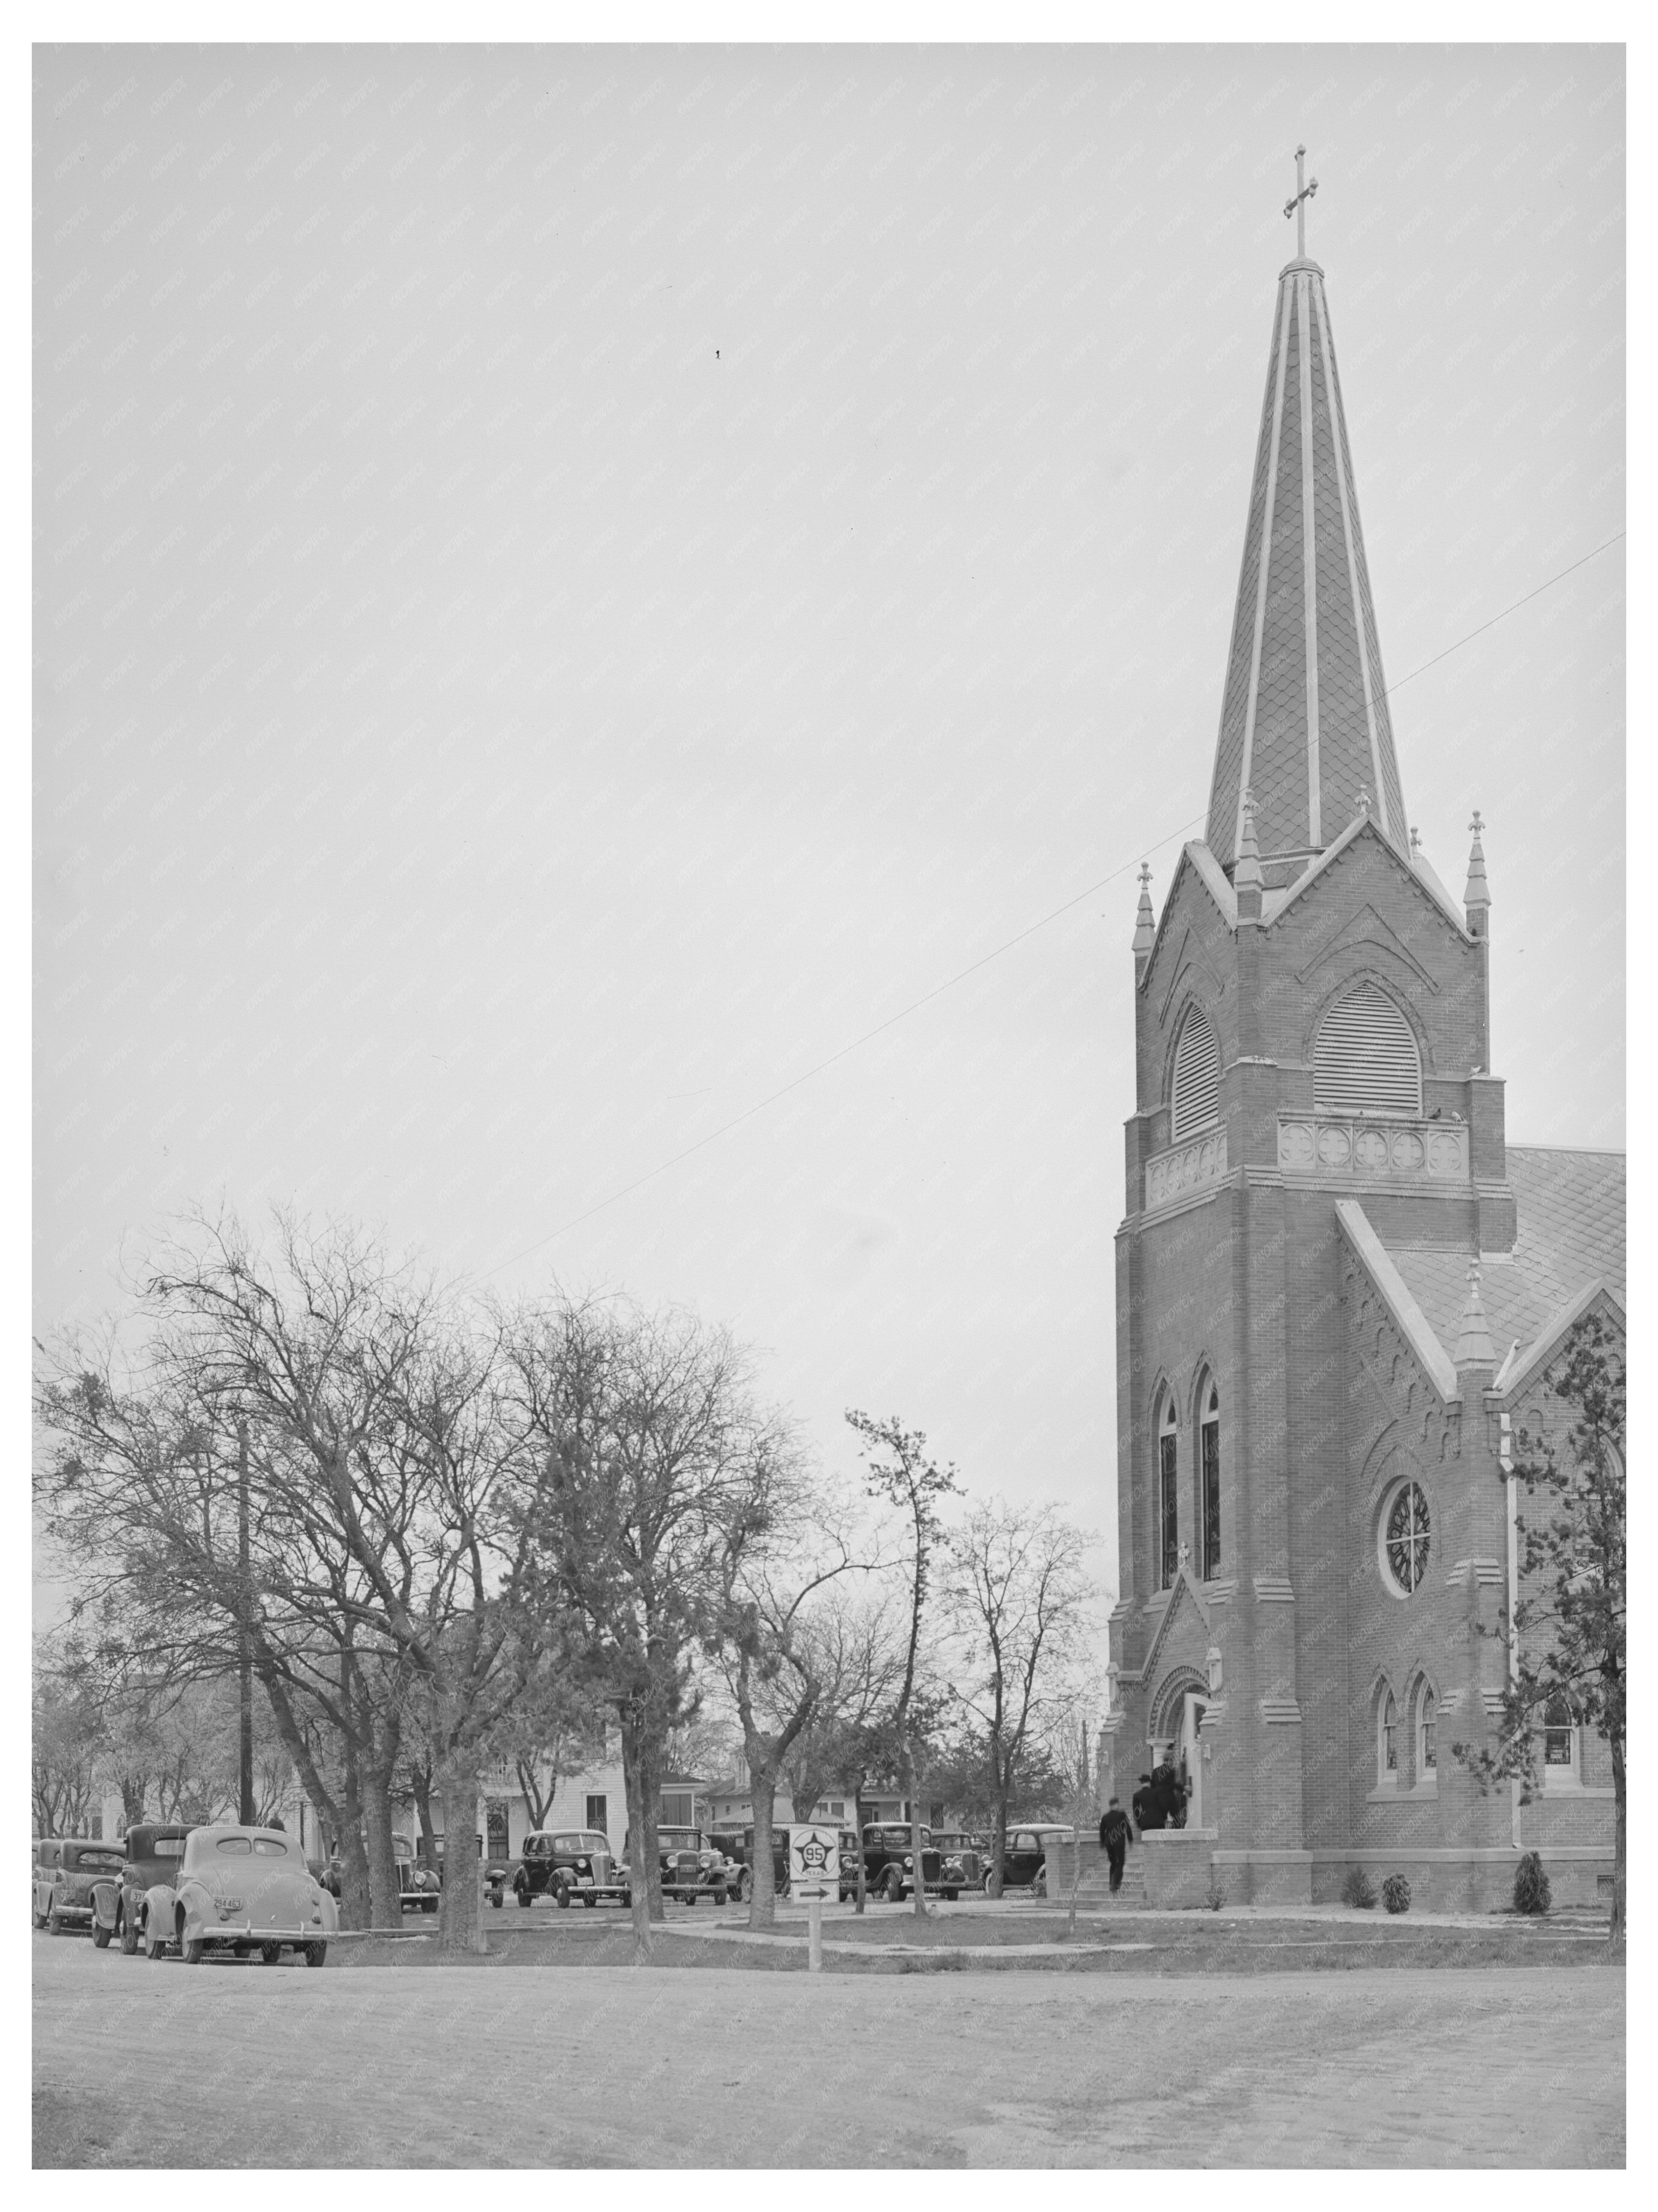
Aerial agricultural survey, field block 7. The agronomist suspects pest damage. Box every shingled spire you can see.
[1205,156,1408,880]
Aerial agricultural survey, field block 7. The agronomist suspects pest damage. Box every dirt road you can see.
[34,1934,1623,2167]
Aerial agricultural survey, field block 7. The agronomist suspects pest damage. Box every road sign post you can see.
[787,1825,838,1976]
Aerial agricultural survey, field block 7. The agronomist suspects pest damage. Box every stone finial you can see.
[1409,825,1422,861]
[1464,809,1490,936]
[1235,785,1263,887]
[1133,863,1157,965]
[1357,785,1372,821]
[1454,1259,1497,1372]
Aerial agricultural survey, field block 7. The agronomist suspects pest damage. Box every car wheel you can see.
[181,1937,206,1965]
[92,1921,111,1949]
[582,1891,596,1907]
[712,1884,727,1906]
[31,1894,46,1930]
[303,1942,327,1968]
[47,1899,65,1936]
[260,1943,282,1965]
[885,1871,905,1903]
[516,1887,533,1909]
[119,1911,139,1956]
[737,1868,751,1905]
[983,1870,996,1896]
[944,1889,959,1902]
[144,1921,168,1961]
[1032,1868,1047,1899]
[553,1880,570,1910]
[684,1891,696,1907]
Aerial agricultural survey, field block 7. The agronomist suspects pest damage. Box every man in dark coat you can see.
[1100,1798,1133,1893]
[1131,1773,1158,1832]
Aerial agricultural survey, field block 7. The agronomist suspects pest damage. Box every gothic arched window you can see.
[1383,1479,1431,1595]
[1170,1005,1221,1140]
[1543,1696,1577,1778]
[1157,1396,1179,1590]
[1199,1378,1221,1581]
[1314,980,1422,1117]
[1417,1684,1437,1776]
[1379,1689,1399,1782]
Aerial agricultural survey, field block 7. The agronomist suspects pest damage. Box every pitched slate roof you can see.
[1205,259,1408,873]
[1384,1145,1625,1373]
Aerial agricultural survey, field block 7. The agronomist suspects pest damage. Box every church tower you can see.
[1098,162,1556,1909]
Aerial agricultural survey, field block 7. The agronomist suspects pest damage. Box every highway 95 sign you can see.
[786,1825,839,1899]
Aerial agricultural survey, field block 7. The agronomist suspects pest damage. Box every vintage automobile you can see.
[34,1838,124,1935]
[933,1832,989,1889]
[837,1827,863,1902]
[137,1822,339,1965]
[997,1824,1074,1896]
[708,1824,790,1906]
[621,1825,730,1905]
[86,1825,194,1954]
[503,1829,628,1909]
[394,1833,440,1915]
[857,1823,964,1902]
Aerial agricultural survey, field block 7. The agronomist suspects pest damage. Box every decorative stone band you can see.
[1204,1577,1237,1604]
[1145,1124,1229,1212]
[1277,1114,1469,1182]
[1253,1576,1296,1602]
[1260,1698,1302,1724]
[1481,1689,1509,1719]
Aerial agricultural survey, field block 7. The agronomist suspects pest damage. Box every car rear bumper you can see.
[194,1924,329,1944]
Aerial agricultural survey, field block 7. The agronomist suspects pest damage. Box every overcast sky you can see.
[33,42,1624,1599]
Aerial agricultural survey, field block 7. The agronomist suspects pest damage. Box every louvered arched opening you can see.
[1170,1006,1221,1139]
[1314,981,1421,1116]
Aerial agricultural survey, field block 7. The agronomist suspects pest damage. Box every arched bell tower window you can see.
[1157,1396,1179,1590]
[1170,1005,1221,1140]
[1314,980,1422,1117]
[1198,1378,1221,1581]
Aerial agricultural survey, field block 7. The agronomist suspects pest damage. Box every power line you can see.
[486,535,1624,1275]
[1377,531,1624,701]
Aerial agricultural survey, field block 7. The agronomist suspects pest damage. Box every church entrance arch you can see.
[1149,1666,1208,1829]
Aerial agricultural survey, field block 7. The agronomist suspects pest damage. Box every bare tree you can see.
[845,1411,959,1921]
[943,1498,1096,1897]
[502,1290,795,1964]
[714,1498,878,1930]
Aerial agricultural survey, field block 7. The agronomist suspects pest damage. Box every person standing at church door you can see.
[1100,1798,1132,1893]
[1132,1773,1157,1833]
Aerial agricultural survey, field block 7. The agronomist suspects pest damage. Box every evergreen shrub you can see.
[1340,1866,1376,1909]
[1514,1851,1552,1915]
[1381,1873,1411,1914]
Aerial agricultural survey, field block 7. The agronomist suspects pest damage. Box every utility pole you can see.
[237,1420,255,1825]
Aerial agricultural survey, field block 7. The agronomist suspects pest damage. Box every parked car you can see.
[394,1833,440,1914]
[857,1823,964,1902]
[87,1825,194,1954]
[622,1825,730,1904]
[708,1824,790,1905]
[996,1825,1074,1896]
[504,1829,628,1910]
[137,1822,339,1965]
[933,1832,989,1889]
[33,1838,124,1936]
[837,1828,863,1902]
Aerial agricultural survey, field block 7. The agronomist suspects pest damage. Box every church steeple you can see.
[1205,156,1407,879]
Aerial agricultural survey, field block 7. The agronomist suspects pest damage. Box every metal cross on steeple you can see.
[1283,143,1319,257]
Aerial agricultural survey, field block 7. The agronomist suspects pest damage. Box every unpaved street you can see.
[34,1933,1623,2167]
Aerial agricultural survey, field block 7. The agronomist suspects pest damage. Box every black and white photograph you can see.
[29,11,1627,2174]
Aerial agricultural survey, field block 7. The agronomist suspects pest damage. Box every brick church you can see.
[1098,232,1624,1910]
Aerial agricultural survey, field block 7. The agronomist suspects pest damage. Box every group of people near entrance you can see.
[1095,1763,1190,1894]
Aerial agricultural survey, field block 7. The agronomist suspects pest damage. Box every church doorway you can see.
[1177,1691,1207,1827]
